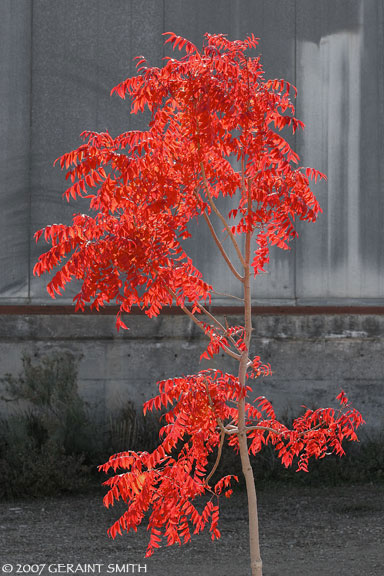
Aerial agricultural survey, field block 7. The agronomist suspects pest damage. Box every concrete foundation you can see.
[0,312,382,435]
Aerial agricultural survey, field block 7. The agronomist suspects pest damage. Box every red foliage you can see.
[33,32,363,559]
[99,372,363,555]
[33,32,324,322]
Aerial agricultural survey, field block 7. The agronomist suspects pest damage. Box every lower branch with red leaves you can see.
[99,370,364,557]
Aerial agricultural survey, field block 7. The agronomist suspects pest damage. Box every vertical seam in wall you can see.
[378,0,384,295]
[96,4,100,128]
[129,2,132,77]
[162,0,165,46]
[379,1,384,229]
[293,0,297,305]
[27,2,34,302]
[128,0,133,134]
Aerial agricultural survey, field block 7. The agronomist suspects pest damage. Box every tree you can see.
[34,33,364,576]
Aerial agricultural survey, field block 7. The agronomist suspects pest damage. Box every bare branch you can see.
[200,161,246,269]
[196,302,248,358]
[196,302,227,332]
[205,429,225,486]
[223,421,326,438]
[222,424,283,436]
[202,210,244,282]
[211,290,244,302]
[164,286,241,361]
[204,380,228,435]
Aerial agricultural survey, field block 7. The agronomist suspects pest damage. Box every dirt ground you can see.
[0,483,383,576]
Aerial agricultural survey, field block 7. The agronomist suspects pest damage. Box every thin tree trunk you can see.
[238,197,263,576]
[238,376,263,576]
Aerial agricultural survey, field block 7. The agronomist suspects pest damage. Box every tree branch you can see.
[202,378,229,485]
[212,289,244,302]
[205,429,225,486]
[201,209,244,282]
[164,286,241,361]
[223,421,326,438]
[205,380,228,434]
[196,302,245,357]
[196,302,226,332]
[199,161,246,269]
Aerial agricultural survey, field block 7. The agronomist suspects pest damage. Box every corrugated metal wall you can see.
[1,0,383,308]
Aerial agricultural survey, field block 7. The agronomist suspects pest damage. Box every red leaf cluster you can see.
[34,32,324,323]
[99,370,240,555]
[100,371,363,556]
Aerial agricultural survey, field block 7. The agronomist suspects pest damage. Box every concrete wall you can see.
[0,312,382,433]
[0,1,383,431]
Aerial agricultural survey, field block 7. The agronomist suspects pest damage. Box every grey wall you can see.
[0,1,383,431]
[0,312,382,433]
[295,1,384,304]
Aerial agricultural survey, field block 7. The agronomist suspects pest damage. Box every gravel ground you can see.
[0,483,383,576]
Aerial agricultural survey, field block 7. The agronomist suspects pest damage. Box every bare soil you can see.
[0,483,383,576]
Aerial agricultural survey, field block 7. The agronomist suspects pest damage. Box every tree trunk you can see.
[238,201,263,576]
[238,413,263,576]
[238,355,263,576]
